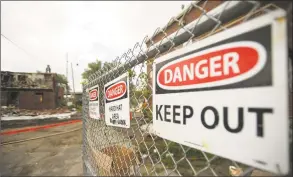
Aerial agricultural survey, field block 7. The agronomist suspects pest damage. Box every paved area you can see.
[1,122,83,176]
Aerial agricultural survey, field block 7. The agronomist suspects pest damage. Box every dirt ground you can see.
[1,122,83,176]
[1,112,81,130]
[1,117,285,176]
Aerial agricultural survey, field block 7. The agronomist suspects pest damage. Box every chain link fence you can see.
[82,1,292,176]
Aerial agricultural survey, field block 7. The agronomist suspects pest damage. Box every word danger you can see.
[156,105,273,137]
[157,41,265,89]
[106,81,126,101]
[89,89,98,101]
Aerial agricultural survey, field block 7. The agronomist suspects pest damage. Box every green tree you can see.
[82,59,102,80]
[55,74,68,85]
[82,59,116,82]
[55,74,70,92]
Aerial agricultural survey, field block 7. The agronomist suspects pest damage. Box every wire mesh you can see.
[82,1,292,176]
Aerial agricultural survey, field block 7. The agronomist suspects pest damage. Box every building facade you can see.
[1,71,63,110]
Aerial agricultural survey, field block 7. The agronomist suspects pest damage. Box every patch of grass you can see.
[155,165,165,173]
[76,105,82,112]
[133,136,220,175]
[139,163,166,176]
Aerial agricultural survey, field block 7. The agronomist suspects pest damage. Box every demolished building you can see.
[1,71,64,110]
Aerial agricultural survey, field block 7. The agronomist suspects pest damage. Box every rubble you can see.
[229,166,243,176]
[140,123,155,136]
[1,71,54,89]
[1,106,71,117]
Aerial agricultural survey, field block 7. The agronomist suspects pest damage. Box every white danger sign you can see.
[104,73,130,128]
[89,84,100,120]
[153,10,289,174]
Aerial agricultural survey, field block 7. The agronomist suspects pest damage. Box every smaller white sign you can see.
[89,84,100,119]
[104,73,130,128]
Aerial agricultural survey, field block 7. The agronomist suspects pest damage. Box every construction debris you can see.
[1,71,54,89]
[229,166,243,176]
[1,106,71,117]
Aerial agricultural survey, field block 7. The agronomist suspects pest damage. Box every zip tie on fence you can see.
[1,127,82,146]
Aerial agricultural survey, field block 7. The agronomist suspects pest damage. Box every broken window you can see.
[35,92,44,103]
[2,75,10,87]
[17,75,28,86]
[3,75,9,82]
[8,92,19,106]
[18,75,27,81]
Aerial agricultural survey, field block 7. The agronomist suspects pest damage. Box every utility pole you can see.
[66,53,69,96]
[71,62,76,106]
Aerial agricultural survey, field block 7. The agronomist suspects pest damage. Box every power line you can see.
[1,33,42,64]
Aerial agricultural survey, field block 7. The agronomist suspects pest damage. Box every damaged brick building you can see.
[1,71,64,110]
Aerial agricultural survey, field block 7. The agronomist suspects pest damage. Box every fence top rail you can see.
[84,1,261,89]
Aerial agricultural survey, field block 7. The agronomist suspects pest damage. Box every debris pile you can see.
[1,106,71,117]
[1,71,54,89]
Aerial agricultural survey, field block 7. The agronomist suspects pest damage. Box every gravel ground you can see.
[1,122,83,176]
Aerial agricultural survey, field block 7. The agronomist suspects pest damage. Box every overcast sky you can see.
[1,1,193,92]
